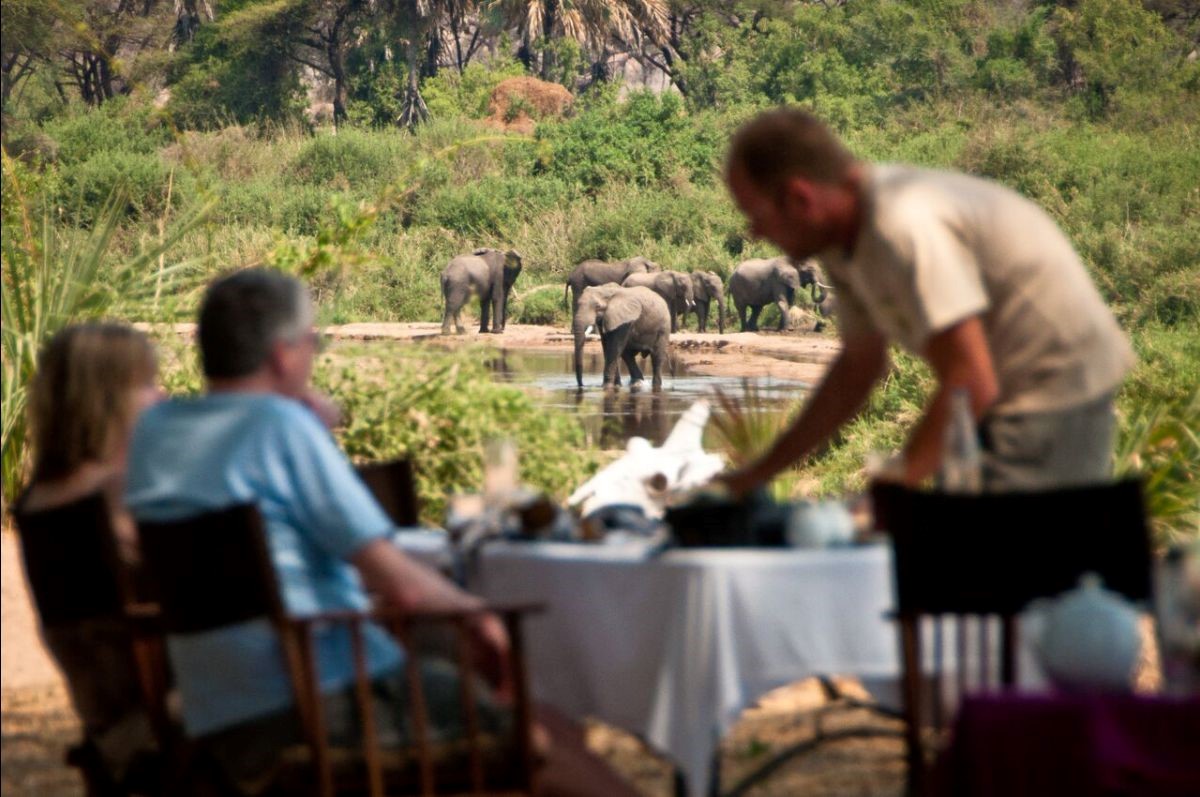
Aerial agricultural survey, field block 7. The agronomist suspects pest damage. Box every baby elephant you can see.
[441,248,523,335]
[689,271,725,334]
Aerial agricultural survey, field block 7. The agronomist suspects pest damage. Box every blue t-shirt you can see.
[125,392,402,736]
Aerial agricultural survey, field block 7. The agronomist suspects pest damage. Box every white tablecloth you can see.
[471,542,899,796]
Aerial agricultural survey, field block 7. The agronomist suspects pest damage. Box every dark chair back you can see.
[12,490,173,790]
[871,479,1153,796]
[12,491,129,627]
[137,503,284,634]
[356,459,420,528]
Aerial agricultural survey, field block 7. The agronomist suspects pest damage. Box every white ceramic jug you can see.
[1028,573,1142,693]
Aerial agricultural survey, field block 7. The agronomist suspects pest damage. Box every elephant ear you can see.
[603,292,643,328]
[505,249,523,265]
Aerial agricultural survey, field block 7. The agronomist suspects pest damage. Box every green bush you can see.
[535,90,723,193]
[41,98,170,164]
[421,59,529,120]
[510,285,568,326]
[60,150,191,222]
[324,345,600,524]
[411,176,570,238]
[290,130,398,187]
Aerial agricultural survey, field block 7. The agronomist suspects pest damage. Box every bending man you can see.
[720,108,1134,494]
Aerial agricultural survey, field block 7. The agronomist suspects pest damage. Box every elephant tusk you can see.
[815,280,834,290]
[584,324,600,339]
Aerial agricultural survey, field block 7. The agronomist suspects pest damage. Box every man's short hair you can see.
[726,108,857,194]
[198,269,311,379]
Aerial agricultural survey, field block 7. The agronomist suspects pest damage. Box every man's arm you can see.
[352,540,512,696]
[720,331,889,497]
[901,316,999,485]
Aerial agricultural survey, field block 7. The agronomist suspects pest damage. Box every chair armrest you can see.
[293,602,545,626]
[124,602,164,634]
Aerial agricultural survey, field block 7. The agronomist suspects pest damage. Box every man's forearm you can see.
[353,539,482,613]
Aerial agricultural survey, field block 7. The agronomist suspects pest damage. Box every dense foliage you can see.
[2,0,1196,537]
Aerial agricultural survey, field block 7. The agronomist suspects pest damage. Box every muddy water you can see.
[484,349,808,449]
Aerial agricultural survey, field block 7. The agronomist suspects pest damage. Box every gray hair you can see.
[198,269,311,379]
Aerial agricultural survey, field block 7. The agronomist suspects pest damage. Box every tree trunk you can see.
[397,37,429,128]
[539,2,557,80]
[422,28,440,77]
[327,15,348,126]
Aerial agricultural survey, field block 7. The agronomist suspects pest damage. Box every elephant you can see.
[728,256,803,332]
[794,258,832,305]
[563,255,660,310]
[621,270,695,332]
[440,248,523,335]
[813,289,837,332]
[573,285,671,391]
[688,270,726,334]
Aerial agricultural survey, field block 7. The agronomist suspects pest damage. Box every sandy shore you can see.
[143,321,842,385]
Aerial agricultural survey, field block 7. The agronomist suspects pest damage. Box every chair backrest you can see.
[12,490,175,773]
[871,478,1153,796]
[874,479,1153,614]
[12,491,130,627]
[356,458,420,528]
[137,503,285,634]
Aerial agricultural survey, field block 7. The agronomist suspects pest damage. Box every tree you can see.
[1,0,68,114]
[387,0,439,127]
[488,0,669,82]
[60,0,176,106]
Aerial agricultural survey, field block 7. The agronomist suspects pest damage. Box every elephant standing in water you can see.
[440,248,523,335]
[621,270,695,332]
[573,285,671,390]
[563,255,660,310]
[688,270,725,333]
[729,256,803,331]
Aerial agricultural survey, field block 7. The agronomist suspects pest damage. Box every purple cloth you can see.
[938,693,1200,797]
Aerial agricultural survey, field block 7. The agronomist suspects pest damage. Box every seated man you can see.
[125,268,635,796]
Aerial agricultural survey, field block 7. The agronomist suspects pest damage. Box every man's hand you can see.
[468,612,514,703]
[715,464,763,501]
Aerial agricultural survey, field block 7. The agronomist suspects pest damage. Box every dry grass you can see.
[2,677,906,797]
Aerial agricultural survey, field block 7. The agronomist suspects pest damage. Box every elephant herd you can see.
[439,249,834,391]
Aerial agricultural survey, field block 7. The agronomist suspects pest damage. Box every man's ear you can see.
[779,175,815,215]
[266,340,291,379]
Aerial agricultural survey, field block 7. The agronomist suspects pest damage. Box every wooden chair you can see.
[136,503,541,797]
[870,479,1154,797]
[10,491,171,796]
[356,458,421,528]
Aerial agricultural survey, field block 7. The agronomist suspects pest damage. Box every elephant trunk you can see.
[573,328,585,388]
[811,282,825,305]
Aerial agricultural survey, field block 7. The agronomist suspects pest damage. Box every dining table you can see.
[464,539,901,797]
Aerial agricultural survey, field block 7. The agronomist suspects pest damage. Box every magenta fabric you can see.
[938,693,1200,797]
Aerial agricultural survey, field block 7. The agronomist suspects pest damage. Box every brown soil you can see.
[485,77,574,135]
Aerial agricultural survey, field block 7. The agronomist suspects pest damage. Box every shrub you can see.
[411,176,569,238]
[510,284,567,326]
[324,346,600,524]
[290,130,398,187]
[535,90,723,193]
[41,97,170,164]
[60,151,192,223]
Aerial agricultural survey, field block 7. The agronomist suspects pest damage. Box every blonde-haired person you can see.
[15,322,163,790]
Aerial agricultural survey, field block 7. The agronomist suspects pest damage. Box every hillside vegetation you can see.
[2,0,1197,538]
